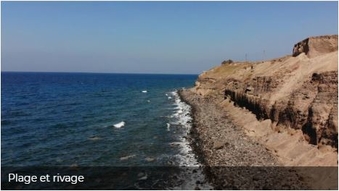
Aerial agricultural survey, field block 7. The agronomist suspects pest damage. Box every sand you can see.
[179,89,337,189]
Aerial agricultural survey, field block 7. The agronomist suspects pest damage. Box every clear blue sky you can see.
[1,1,338,74]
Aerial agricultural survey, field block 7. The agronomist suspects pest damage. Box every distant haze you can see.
[1,1,338,74]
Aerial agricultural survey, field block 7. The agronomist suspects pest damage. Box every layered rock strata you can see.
[179,35,338,189]
[193,35,338,149]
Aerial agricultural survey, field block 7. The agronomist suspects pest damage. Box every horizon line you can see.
[1,70,200,76]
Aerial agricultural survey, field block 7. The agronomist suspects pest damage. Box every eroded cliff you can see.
[192,35,338,150]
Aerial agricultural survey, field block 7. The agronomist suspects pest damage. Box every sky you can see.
[1,1,338,74]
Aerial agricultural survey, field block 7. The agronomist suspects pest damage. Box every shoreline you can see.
[178,89,337,189]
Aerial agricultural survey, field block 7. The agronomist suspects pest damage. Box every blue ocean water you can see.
[1,72,199,166]
[1,72,215,189]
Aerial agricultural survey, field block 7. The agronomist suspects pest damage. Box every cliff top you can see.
[308,34,338,40]
[293,34,338,58]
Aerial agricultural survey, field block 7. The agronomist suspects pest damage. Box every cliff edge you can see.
[293,35,338,58]
[191,35,338,166]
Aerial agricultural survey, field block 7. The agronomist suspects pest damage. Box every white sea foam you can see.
[137,172,148,180]
[120,154,135,161]
[167,90,213,189]
[166,123,171,131]
[113,121,125,128]
[142,90,147,93]
[167,91,195,165]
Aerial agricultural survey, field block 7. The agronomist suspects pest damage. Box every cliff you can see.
[293,35,338,58]
[190,35,338,166]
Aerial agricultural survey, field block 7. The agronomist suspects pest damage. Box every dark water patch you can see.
[7,111,31,117]
[1,119,12,126]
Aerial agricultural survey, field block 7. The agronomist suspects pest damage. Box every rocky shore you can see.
[179,89,306,189]
[178,35,338,189]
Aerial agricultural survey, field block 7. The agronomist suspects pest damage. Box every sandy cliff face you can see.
[193,35,338,151]
[293,35,338,58]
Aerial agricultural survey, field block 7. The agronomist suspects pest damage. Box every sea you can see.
[1,72,213,189]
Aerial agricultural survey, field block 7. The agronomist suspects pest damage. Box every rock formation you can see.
[179,35,338,189]
[192,35,338,150]
[293,35,338,58]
